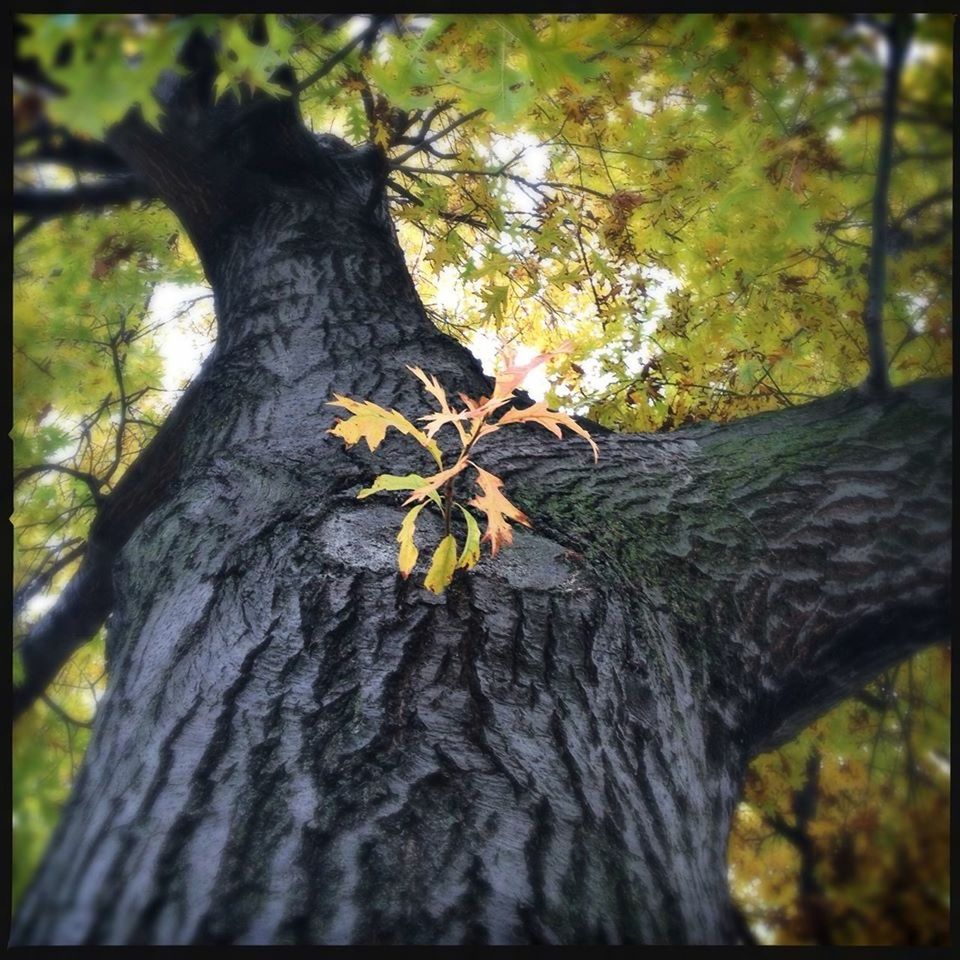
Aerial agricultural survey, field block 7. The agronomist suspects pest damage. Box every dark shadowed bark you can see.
[11,54,951,946]
[861,13,914,398]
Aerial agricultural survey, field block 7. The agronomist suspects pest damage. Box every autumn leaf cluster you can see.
[328,344,598,593]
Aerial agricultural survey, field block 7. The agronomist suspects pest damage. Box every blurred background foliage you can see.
[12,13,951,941]
[729,645,950,944]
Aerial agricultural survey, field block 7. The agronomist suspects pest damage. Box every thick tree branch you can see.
[12,177,154,227]
[482,376,950,758]
[13,547,114,722]
[13,371,209,721]
[15,127,129,174]
[14,542,86,616]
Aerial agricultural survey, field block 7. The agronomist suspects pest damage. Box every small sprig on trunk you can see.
[328,344,598,593]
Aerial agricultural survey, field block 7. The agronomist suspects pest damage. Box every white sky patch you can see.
[906,39,940,67]
[25,591,58,620]
[431,265,468,314]
[345,15,374,40]
[483,132,552,217]
[927,749,950,778]
[149,283,216,397]
[630,92,658,116]
[468,330,549,401]
[849,17,938,71]
[646,265,682,299]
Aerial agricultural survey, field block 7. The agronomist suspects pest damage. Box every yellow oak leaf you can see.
[467,462,531,557]
[372,119,391,150]
[424,533,458,594]
[396,502,428,578]
[407,365,469,442]
[327,395,442,466]
[357,473,443,507]
[456,503,482,570]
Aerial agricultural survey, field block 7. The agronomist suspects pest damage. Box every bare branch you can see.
[394,99,455,145]
[385,178,423,206]
[861,12,913,399]
[395,161,610,200]
[14,464,105,505]
[295,17,388,95]
[102,314,131,484]
[15,127,128,174]
[40,692,95,730]
[892,188,951,226]
[391,108,486,165]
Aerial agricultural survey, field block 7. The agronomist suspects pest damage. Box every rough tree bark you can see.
[11,50,951,946]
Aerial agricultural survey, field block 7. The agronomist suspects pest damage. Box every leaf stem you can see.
[440,408,489,536]
[441,479,454,536]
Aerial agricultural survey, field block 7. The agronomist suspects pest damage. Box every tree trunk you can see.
[11,97,951,947]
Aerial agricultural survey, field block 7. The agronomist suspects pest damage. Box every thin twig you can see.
[391,108,486,165]
[41,692,95,729]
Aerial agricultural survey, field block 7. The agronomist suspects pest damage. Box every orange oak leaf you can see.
[491,339,575,400]
[495,402,599,461]
[467,462,531,557]
[460,340,578,422]
[402,459,469,505]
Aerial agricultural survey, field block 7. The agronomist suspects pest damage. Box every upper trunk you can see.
[11,87,951,946]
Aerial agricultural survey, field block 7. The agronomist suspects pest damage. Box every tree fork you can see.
[11,20,951,944]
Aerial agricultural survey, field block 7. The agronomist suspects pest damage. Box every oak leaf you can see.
[495,401,600,461]
[358,473,443,507]
[327,395,442,466]
[402,460,469,505]
[456,503,482,570]
[407,365,468,442]
[424,533,458,593]
[396,502,428,577]
[467,462,531,556]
